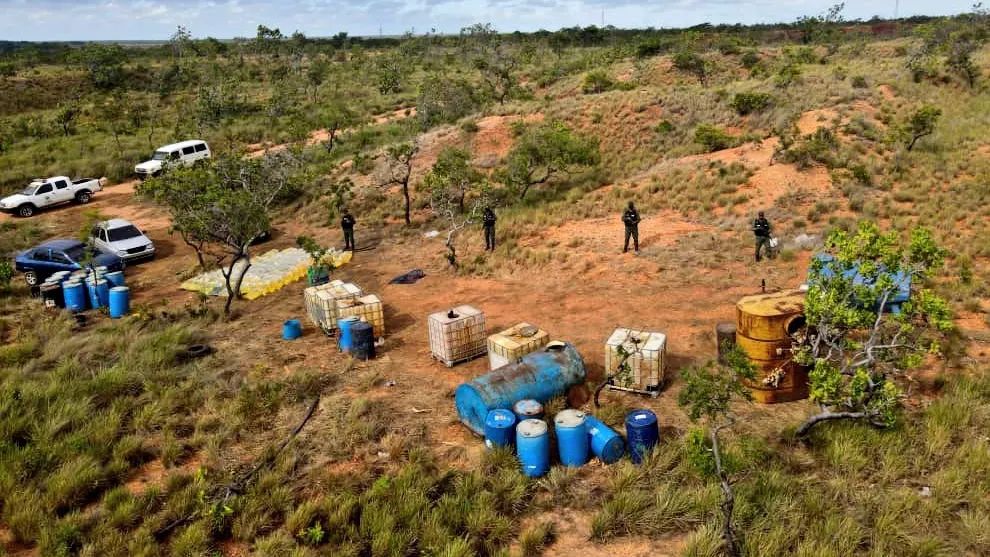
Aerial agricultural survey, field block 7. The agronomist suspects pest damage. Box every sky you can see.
[0,0,977,41]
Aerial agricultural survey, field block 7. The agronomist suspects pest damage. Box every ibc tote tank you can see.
[454,342,586,436]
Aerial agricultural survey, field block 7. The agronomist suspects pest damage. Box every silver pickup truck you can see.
[0,176,106,217]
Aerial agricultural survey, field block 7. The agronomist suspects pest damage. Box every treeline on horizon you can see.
[0,13,949,62]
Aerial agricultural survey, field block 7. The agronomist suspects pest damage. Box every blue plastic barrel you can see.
[282,319,302,340]
[484,409,517,449]
[350,321,375,360]
[554,409,590,467]
[454,342,586,436]
[625,409,660,465]
[63,281,87,312]
[337,316,359,352]
[109,286,130,318]
[516,419,550,477]
[86,279,110,309]
[105,271,125,288]
[585,415,625,464]
[513,399,545,421]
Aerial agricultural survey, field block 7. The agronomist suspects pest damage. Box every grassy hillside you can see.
[3,11,990,557]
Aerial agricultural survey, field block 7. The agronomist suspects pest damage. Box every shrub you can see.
[850,164,872,186]
[582,70,614,94]
[694,125,736,152]
[0,259,12,291]
[851,75,869,88]
[460,120,479,133]
[780,127,839,168]
[775,63,803,88]
[655,120,675,134]
[730,92,772,115]
[740,50,761,69]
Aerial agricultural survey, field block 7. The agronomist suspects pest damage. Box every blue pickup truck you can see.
[14,239,124,286]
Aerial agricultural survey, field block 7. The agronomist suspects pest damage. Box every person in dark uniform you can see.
[752,211,772,262]
[341,209,356,251]
[622,201,641,253]
[482,207,497,252]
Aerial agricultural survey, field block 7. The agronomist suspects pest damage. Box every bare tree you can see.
[376,142,419,225]
[429,179,490,269]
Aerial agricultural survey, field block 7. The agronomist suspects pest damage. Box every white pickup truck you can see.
[0,176,106,217]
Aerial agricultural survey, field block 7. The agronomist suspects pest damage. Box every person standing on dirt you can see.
[752,211,772,262]
[483,207,497,252]
[341,209,356,251]
[622,201,641,253]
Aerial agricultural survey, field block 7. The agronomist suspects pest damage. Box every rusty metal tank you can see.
[735,290,809,404]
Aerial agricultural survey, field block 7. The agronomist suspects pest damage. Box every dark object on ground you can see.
[179,344,213,362]
[72,313,87,329]
[389,269,426,284]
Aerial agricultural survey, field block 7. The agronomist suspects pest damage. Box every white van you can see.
[135,140,211,178]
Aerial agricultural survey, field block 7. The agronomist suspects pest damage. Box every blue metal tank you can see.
[454,342,586,436]
[585,414,625,464]
[108,286,130,319]
[625,409,659,465]
[555,409,590,467]
[484,409,517,449]
[516,419,550,477]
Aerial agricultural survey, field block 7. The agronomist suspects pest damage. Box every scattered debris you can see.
[920,486,932,497]
[793,233,821,250]
[384,379,397,387]
[423,230,440,238]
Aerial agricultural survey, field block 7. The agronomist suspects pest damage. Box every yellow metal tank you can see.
[735,290,809,404]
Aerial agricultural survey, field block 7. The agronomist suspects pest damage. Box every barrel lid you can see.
[110,286,129,292]
[351,320,373,331]
[485,409,517,428]
[338,316,359,324]
[625,409,658,427]
[64,280,81,286]
[513,399,544,416]
[555,409,586,428]
[736,290,805,317]
[517,419,548,437]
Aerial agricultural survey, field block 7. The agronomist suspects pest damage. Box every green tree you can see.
[376,142,420,226]
[677,348,756,557]
[794,223,953,438]
[314,95,359,153]
[255,25,284,56]
[375,53,405,95]
[53,102,80,137]
[671,32,710,86]
[428,173,491,269]
[904,105,942,151]
[461,23,520,105]
[423,148,483,214]
[75,43,126,89]
[139,152,307,315]
[497,121,600,200]
[417,73,478,130]
[323,177,353,221]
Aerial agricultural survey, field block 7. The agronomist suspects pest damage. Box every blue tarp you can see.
[808,254,911,312]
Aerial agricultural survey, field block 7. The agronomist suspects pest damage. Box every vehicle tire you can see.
[17,204,34,217]
[24,271,38,286]
[75,191,92,204]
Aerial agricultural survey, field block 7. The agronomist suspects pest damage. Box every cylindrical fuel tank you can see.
[454,342,586,436]
[736,290,809,404]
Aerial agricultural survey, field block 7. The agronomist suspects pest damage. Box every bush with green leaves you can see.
[496,120,600,200]
[779,127,839,168]
[582,70,615,94]
[694,124,737,152]
[904,105,942,151]
[0,258,12,291]
[730,92,772,115]
[794,223,953,437]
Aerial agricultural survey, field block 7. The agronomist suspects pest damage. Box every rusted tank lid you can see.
[554,409,587,428]
[517,418,548,437]
[545,341,566,351]
[736,289,805,317]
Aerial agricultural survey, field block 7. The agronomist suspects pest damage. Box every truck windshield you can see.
[152,151,170,161]
[20,186,38,195]
[107,225,143,242]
